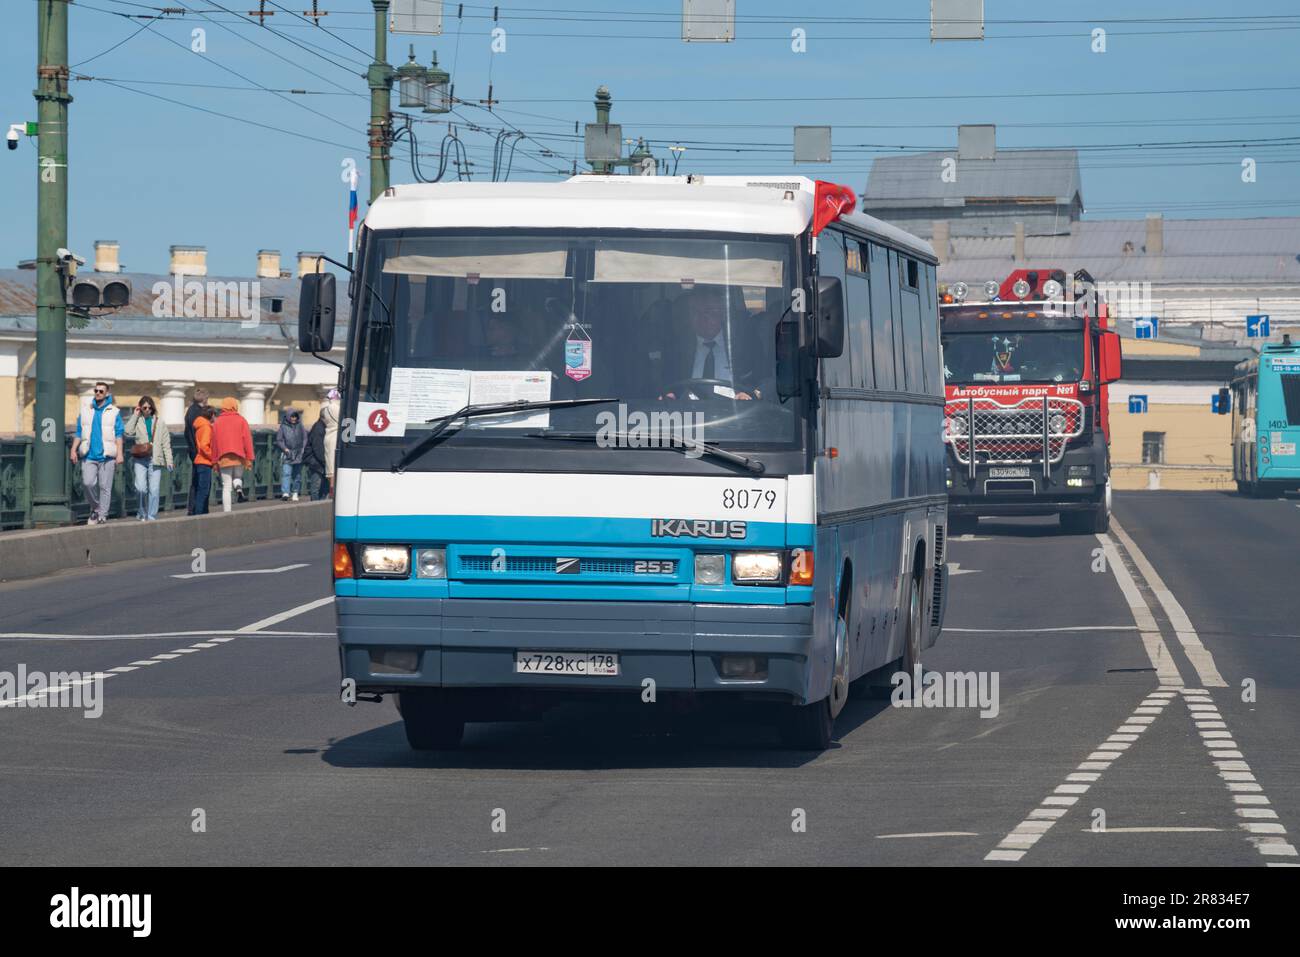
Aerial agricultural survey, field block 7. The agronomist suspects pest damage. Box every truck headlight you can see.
[415,548,446,579]
[1049,413,1067,434]
[732,551,783,584]
[360,545,410,577]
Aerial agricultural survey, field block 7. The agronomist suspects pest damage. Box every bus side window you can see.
[920,263,939,394]
[898,259,924,393]
[846,240,875,390]
[867,242,896,391]
[888,249,908,391]
[819,230,854,389]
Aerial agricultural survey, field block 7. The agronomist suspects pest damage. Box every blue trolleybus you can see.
[298,175,948,751]
[1229,334,1300,496]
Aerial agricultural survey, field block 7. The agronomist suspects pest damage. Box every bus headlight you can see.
[732,551,783,584]
[694,554,725,585]
[360,545,410,577]
[415,548,447,579]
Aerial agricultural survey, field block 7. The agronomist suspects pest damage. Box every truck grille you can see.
[944,396,1085,465]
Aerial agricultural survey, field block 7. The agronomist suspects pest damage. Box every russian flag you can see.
[347,168,359,255]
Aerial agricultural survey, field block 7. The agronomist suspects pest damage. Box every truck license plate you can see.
[989,467,1031,478]
[515,652,620,676]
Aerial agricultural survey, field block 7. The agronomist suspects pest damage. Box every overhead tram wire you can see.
[175,0,367,77]
[138,5,364,135]
[70,13,160,67]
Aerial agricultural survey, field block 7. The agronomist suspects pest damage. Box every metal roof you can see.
[937,218,1300,285]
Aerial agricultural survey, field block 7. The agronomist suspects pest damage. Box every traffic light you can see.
[67,275,132,310]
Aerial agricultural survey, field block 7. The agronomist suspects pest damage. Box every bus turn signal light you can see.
[789,549,814,586]
[333,542,354,579]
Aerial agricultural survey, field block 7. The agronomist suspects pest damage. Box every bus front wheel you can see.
[779,697,833,752]
[399,690,465,751]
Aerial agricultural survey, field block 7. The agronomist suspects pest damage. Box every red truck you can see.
[939,268,1123,534]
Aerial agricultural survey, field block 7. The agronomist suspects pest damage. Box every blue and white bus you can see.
[1228,334,1300,496]
[299,175,947,751]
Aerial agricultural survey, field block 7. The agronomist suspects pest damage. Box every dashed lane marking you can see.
[0,598,335,707]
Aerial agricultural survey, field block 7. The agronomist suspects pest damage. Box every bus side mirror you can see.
[814,276,845,358]
[1216,387,1232,414]
[299,273,337,353]
[1098,330,1122,384]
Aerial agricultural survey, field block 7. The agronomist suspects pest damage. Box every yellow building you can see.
[1107,333,1265,490]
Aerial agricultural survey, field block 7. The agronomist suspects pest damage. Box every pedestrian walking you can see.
[183,387,210,514]
[70,382,124,525]
[191,406,216,515]
[122,395,174,521]
[303,409,328,500]
[211,397,254,512]
[275,408,308,501]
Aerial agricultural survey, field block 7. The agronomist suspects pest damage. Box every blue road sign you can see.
[1212,393,1231,413]
[1134,317,1159,340]
[1129,395,1148,414]
[1246,314,1270,338]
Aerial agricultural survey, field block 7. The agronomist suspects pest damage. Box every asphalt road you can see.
[1,490,1296,865]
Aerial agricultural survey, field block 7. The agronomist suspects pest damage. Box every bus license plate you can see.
[515,652,620,676]
[989,467,1030,478]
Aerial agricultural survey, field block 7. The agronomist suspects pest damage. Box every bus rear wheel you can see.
[399,690,465,751]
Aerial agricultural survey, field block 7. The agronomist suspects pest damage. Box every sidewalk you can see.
[0,499,331,583]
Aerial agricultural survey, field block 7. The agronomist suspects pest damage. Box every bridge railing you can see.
[0,427,311,530]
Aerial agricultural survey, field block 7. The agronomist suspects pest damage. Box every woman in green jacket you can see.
[122,395,174,521]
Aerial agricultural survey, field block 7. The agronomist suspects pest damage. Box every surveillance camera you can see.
[57,248,86,266]
[6,128,18,151]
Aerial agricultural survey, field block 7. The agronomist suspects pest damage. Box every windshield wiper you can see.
[530,431,766,475]
[392,397,619,472]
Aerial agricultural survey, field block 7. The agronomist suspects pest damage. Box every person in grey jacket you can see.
[122,395,174,521]
[275,407,308,501]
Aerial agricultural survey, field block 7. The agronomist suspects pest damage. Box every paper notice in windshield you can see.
[469,370,552,428]
[391,367,471,425]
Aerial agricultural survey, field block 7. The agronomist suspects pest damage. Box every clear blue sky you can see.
[3,1,1298,276]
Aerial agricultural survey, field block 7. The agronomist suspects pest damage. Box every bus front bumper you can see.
[338,597,814,702]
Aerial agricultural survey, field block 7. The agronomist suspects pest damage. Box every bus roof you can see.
[363,176,937,264]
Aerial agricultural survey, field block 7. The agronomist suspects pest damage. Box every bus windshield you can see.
[352,230,801,448]
[941,330,1083,385]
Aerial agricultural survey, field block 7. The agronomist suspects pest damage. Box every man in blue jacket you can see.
[70,382,125,524]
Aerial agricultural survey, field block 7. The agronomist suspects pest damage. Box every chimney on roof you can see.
[257,249,281,279]
[297,251,325,278]
[1013,221,1025,263]
[932,220,951,264]
[93,240,120,273]
[1145,213,1163,255]
[957,124,996,161]
[169,244,207,276]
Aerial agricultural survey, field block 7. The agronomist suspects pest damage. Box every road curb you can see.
[0,502,331,582]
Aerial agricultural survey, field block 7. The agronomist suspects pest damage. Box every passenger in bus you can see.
[660,286,765,401]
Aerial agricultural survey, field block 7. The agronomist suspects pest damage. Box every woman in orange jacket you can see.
[190,407,216,515]
[210,397,255,512]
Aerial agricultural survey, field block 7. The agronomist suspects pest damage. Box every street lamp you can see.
[422,51,451,114]
[395,44,429,108]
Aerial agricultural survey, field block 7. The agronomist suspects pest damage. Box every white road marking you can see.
[1086,827,1223,834]
[946,562,980,576]
[944,625,1136,633]
[875,831,980,839]
[236,596,334,633]
[1109,517,1226,688]
[1095,535,1182,686]
[0,630,330,641]
[170,563,310,580]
